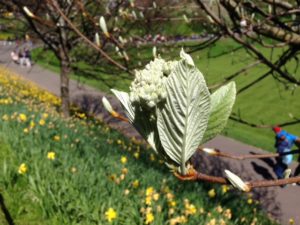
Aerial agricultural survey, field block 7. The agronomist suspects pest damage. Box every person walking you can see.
[273,126,300,179]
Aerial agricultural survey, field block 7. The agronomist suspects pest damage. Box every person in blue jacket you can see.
[273,126,300,179]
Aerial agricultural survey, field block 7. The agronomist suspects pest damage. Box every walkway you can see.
[0,44,299,225]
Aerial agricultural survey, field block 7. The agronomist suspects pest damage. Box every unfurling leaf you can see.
[157,59,211,174]
[201,82,236,144]
[111,89,161,155]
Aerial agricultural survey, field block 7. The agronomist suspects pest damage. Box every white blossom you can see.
[129,58,177,109]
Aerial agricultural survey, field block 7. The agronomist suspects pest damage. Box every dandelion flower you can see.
[247,198,253,204]
[53,135,60,141]
[120,156,127,164]
[47,151,56,160]
[132,179,139,188]
[18,113,27,122]
[39,119,46,126]
[18,163,28,174]
[222,185,229,194]
[208,189,216,198]
[146,187,154,196]
[105,208,117,222]
[145,212,154,224]
[185,203,197,215]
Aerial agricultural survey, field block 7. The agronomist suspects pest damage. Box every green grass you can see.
[32,39,300,153]
[0,69,278,224]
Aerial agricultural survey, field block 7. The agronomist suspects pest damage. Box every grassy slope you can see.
[31,39,300,153]
[0,69,277,225]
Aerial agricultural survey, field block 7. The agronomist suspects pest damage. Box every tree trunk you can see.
[59,52,71,117]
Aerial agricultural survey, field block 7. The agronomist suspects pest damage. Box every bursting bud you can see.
[23,6,35,18]
[99,16,110,37]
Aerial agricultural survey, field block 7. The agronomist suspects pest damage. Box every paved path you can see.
[1,44,299,225]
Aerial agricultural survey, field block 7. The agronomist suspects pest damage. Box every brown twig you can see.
[48,0,133,75]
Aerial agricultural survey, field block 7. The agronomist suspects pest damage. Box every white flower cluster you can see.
[129,58,177,109]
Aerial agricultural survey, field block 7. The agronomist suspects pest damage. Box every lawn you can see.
[31,39,300,153]
[0,67,278,224]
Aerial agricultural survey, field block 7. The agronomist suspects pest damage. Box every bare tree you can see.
[193,0,300,127]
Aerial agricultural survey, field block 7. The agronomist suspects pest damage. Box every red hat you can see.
[272,126,281,133]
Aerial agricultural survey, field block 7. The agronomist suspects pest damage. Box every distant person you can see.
[273,126,300,179]
[19,49,26,67]
[24,48,31,67]
[10,50,19,63]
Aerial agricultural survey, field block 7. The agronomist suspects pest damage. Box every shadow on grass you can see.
[0,193,15,225]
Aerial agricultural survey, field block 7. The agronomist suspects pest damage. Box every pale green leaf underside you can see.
[156,61,211,167]
[111,89,161,155]
[201,82,236,144]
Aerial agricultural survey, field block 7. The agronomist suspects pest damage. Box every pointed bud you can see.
[132,10,137,20]
[207,15,214,24]
[268,5,272,14]
[23,6,35,18]
[139,11,144,19]
[119,36,125,44]
[153,1,157,8]
[95,33,101,47]
[180,48,194,67]
[183,14,190,23]
[123,51,130,61]
[224,170,250,192]
[129,0,135,7]
[202,148,218,155]
[102,97,114,114]
[283,169,291,179]
[99,16,110,38]
[152,46,157,58]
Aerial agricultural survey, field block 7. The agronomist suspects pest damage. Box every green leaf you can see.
[201,82,236,144]
[156,61,211,174]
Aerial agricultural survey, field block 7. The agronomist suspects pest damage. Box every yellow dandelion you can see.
[23,128,29,133]
[18,163,28,174]
[124,189,130,195]
[289,218,295,225]
[185,203,197,215]
[71,167,77,173]
[132,180,139,188]
[208,189,216,198]
[2,114,9,121]
[30,120,35,128]
[150,153,155,161]
[223,208,232,220]
[145,196,152,205]
[105,207,117,222]
[39,119,46,126]
[216,205,223,213]
[168,200,176,207]
[18,113,27,122]
[145,212,154,224]
[153,193,159,201]
[222,185,229,194]
[42,113,48,119]
[146,187,154,196]
[47,151,56,160]
[53,135,60,141]
[134,152,140,159]
[121,168,128,174]
[247,198,253,204]
[120,156,127,164]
